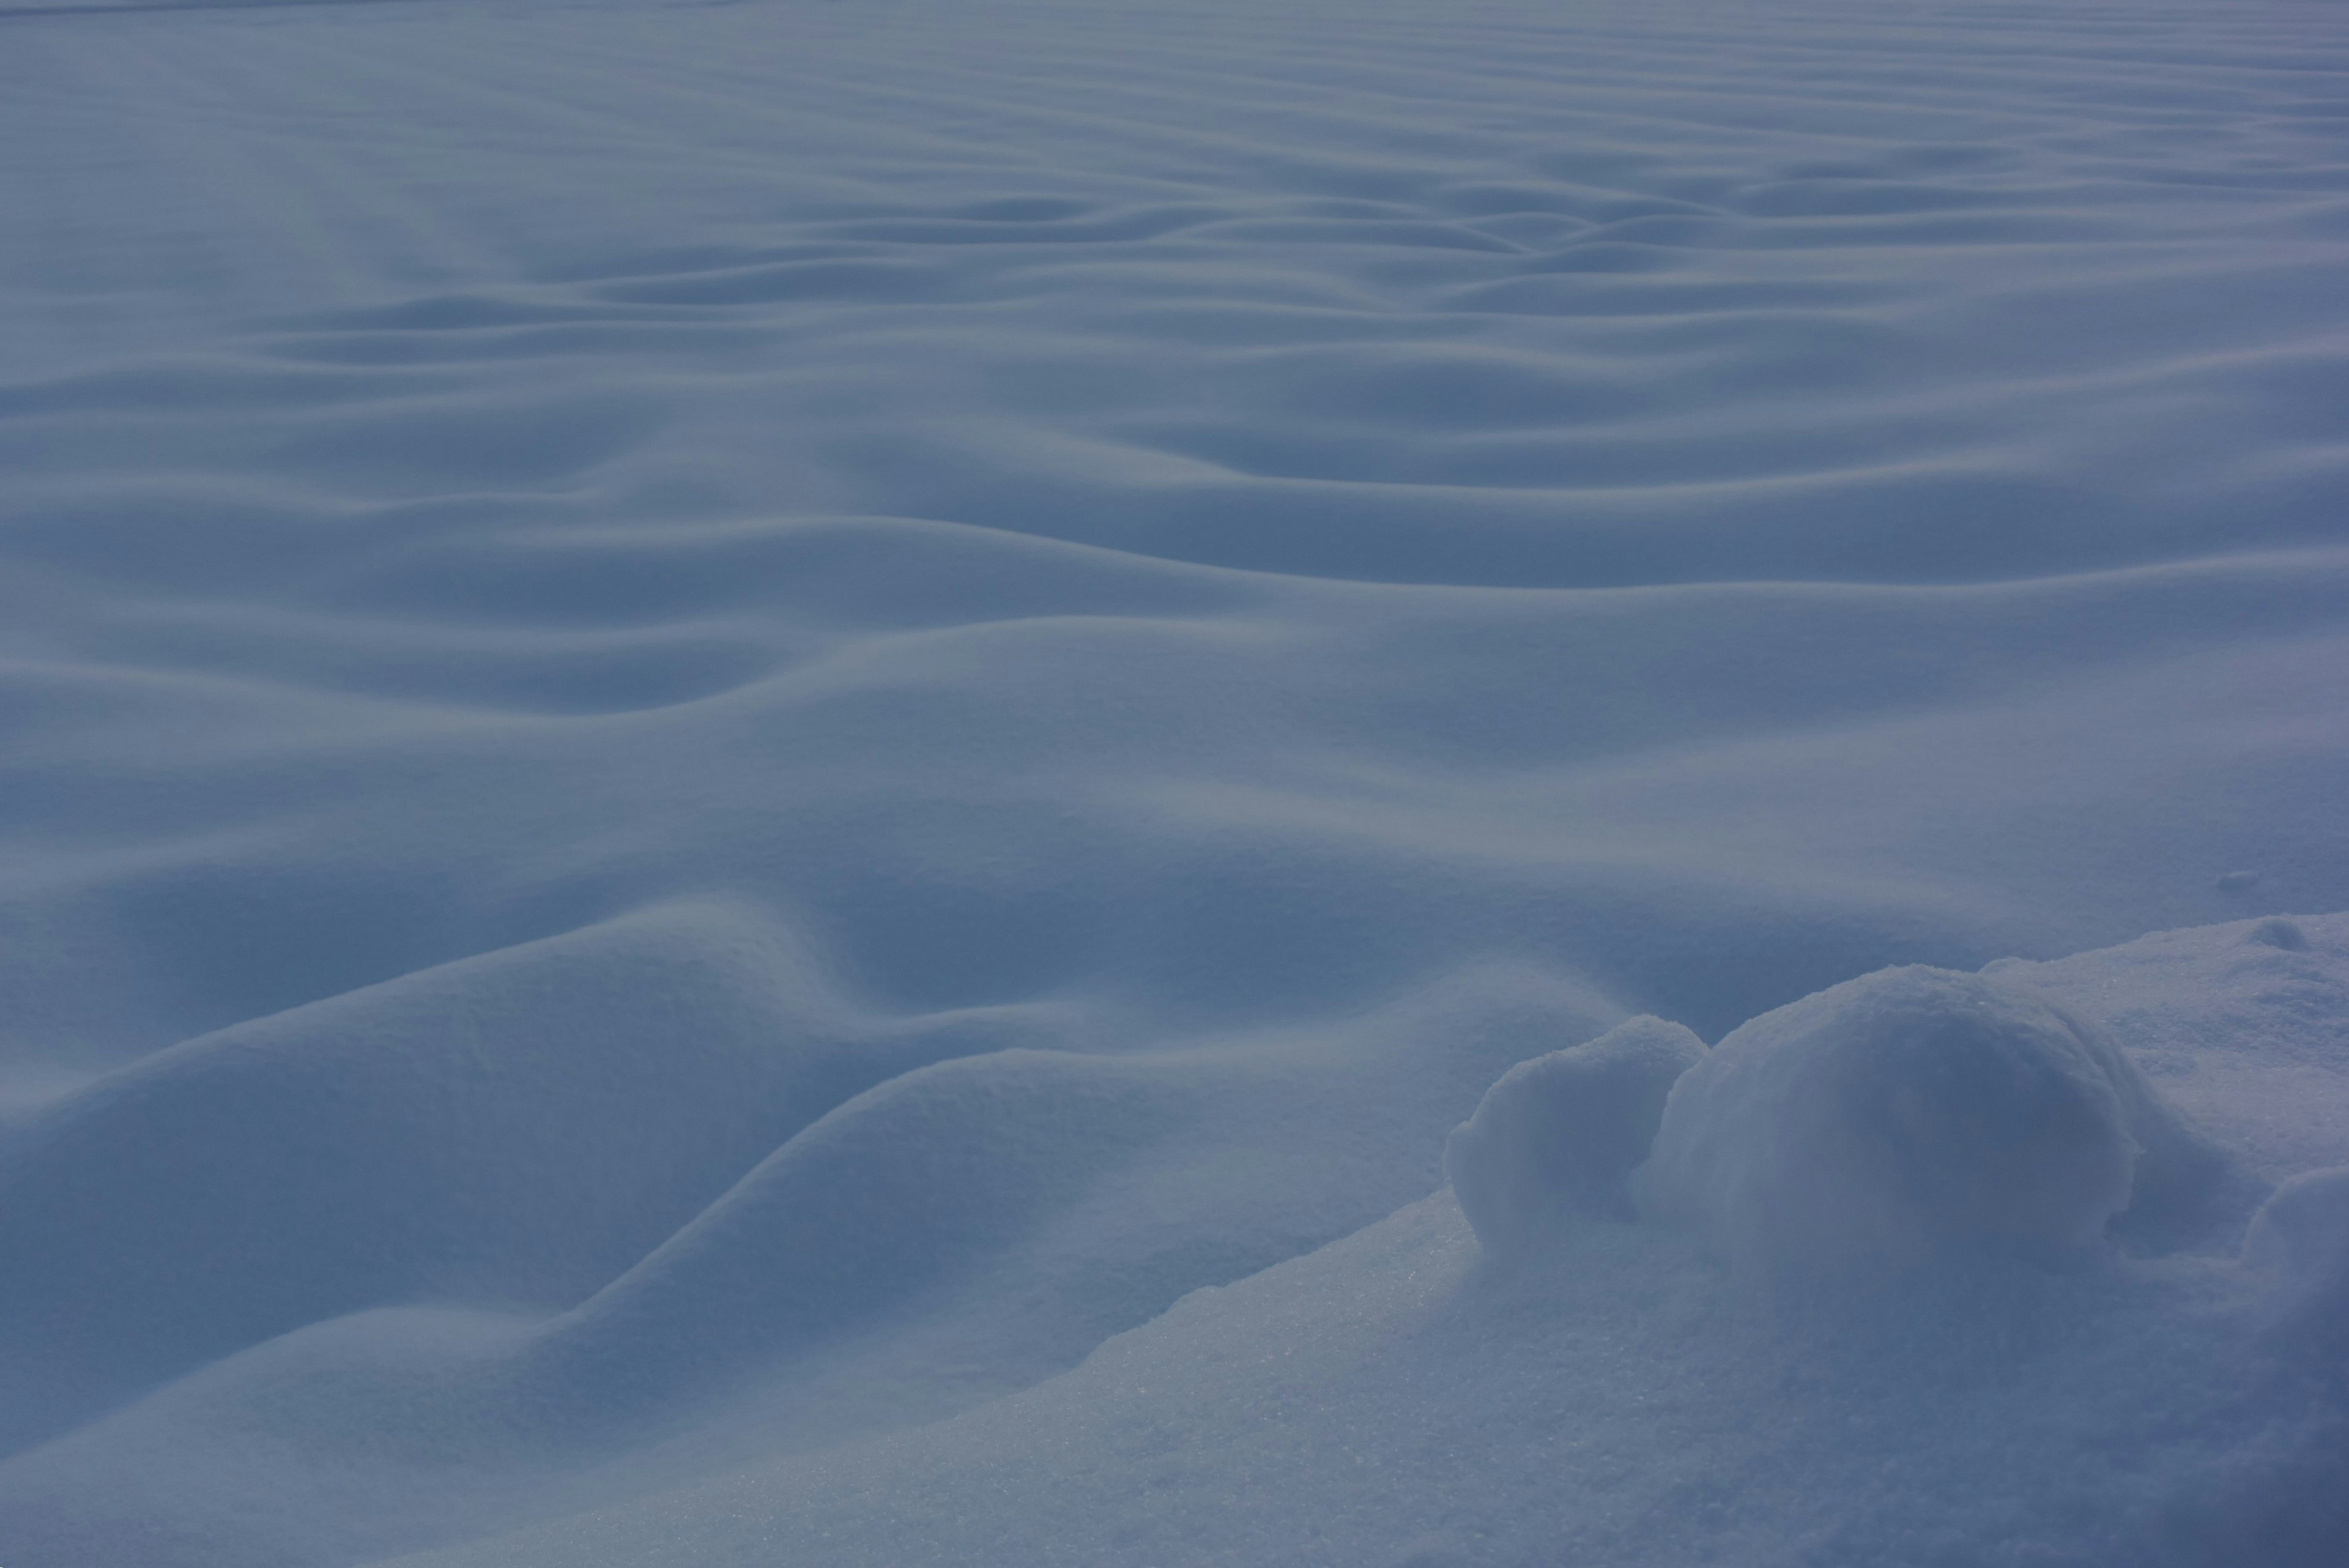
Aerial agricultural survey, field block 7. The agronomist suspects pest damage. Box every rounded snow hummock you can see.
[1630,966,2222,1282]
[1445,1014,1706,1263]
[2243,1166,2349,1351]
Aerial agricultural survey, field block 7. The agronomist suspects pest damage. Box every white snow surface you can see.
[2,0,2348,1562]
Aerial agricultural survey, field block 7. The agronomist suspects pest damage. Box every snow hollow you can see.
[1,0,2346,1563]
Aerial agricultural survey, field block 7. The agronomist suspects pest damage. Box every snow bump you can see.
[1631,967,2224,1282]
[1445,1014,1705,1263]
[2243,1166,2349,1351]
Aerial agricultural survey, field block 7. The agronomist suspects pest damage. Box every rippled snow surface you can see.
[2,0,2346,1562]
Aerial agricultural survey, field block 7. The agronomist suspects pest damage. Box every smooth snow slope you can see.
[1,0,2346,1562]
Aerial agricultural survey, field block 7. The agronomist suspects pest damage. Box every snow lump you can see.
[1631,966,2224,1282]
[2243,1166,2349,1351]
[1445,1014,1706,1262]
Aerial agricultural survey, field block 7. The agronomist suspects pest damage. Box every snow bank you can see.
[1994,914,2349,1184]
[1445,1014,1702,1260]
[1632,967,2227,1280]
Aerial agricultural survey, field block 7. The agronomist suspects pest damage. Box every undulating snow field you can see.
[2,0,2347,1562]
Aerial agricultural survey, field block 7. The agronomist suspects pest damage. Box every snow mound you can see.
[1633,967,2224,1279]
[2244,1167,2349,1350]
[1445,1014,1703,1260]
[2247,917,2311,953]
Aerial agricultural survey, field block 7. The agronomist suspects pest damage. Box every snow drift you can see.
[2,0,2347,1562]
[360,918,2349,1568]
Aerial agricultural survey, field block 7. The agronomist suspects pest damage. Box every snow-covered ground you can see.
[1,0,2345,1562]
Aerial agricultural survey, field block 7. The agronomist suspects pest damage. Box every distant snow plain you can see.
[2,0,2347,1563]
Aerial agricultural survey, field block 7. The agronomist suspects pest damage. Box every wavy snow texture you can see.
[2,0,2348,1562]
